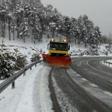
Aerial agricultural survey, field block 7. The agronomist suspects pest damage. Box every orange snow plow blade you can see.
[42,54,71,68]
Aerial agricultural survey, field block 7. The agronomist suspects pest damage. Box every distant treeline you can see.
[0,0,109,45]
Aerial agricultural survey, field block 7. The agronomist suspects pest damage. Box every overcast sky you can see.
[41,0,112,36]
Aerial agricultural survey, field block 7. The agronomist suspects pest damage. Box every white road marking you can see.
[81,78,88,81]
[89,83,98,88]
[68,68,112,106]
[103,91,112,97]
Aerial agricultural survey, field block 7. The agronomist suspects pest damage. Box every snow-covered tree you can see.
[0,46,27,79]
[0,1,103,45]
[0,48,15,79]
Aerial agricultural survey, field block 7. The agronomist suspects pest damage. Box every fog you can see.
[41,0,112,36]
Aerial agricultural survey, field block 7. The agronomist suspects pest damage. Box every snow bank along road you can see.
[0,63,53,112]
[0,57,112,112]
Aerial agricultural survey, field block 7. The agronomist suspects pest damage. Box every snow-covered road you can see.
[0,63,53,112]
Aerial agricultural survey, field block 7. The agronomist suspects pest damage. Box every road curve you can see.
[71,57,112,93]
[49,57,112,112]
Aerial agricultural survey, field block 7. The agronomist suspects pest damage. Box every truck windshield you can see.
[49,42,69,51]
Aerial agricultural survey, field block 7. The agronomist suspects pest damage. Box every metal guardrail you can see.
[0,60,41,93]
[105,61,112,65]
[105,62,112,64]
[103,60,112,67]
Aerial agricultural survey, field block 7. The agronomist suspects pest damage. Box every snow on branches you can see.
[0,45,27,79]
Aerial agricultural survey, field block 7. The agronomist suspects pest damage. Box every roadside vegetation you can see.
[0,0,102,46]
[0,44,27,79]
[0,0,112,79]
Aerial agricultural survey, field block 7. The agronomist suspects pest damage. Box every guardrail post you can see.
[12,81,15,89]
[0,61,41,93]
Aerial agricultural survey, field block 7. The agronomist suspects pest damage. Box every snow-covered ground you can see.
[0,37,48,63]
[52,77,78,112]
[101,59,112,68]
[1,37,112,58]
[71,43,112,56]
[106,59,112,63]
[0,37,112,112]
[0,37,55,112]
[0,63,54,112]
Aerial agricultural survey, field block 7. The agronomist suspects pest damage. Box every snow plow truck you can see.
[42,38,71,68]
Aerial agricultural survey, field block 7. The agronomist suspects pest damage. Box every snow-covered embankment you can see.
[0,63,53,112]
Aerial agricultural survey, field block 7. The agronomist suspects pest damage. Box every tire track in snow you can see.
[49,68,62,112]
[67,68,112,111]
[33,63,54,112]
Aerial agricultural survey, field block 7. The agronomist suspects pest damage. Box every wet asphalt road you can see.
[51,57,112,112]
[71,57,112,93]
